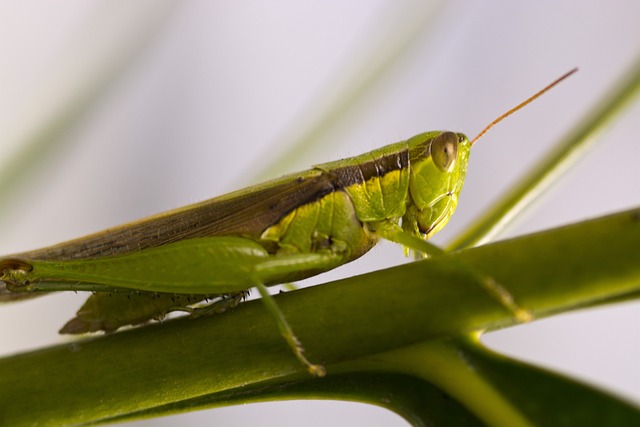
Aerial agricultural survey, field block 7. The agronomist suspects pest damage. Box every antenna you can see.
[470,68,578,146]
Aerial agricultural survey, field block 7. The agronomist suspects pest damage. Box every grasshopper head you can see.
[401,70,578,242]
[402,131,471,239]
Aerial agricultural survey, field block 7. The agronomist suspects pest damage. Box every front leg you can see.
[372,221,533,324]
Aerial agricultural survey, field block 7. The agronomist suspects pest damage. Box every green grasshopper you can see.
[0,70,576,376]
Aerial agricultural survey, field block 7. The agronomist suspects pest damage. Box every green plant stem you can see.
[448,58,640,250]
[0,208,638,426]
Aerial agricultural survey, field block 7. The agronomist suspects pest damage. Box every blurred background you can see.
[1,1,639,425]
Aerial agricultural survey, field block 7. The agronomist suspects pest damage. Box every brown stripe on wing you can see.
[7,171,337,261]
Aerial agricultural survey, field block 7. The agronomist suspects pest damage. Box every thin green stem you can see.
[448,57,640,250]
[367,339,536,427]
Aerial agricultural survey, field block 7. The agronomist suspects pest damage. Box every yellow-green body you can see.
[1,131,471,333]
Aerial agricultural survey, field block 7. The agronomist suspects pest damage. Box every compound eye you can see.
[430,131,458,172]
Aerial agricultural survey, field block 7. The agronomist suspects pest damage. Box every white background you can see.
[1,1,640,426]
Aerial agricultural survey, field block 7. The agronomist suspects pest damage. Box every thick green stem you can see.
[0,208,638,425]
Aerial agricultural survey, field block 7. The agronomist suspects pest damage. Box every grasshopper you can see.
[0,69,576,375]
